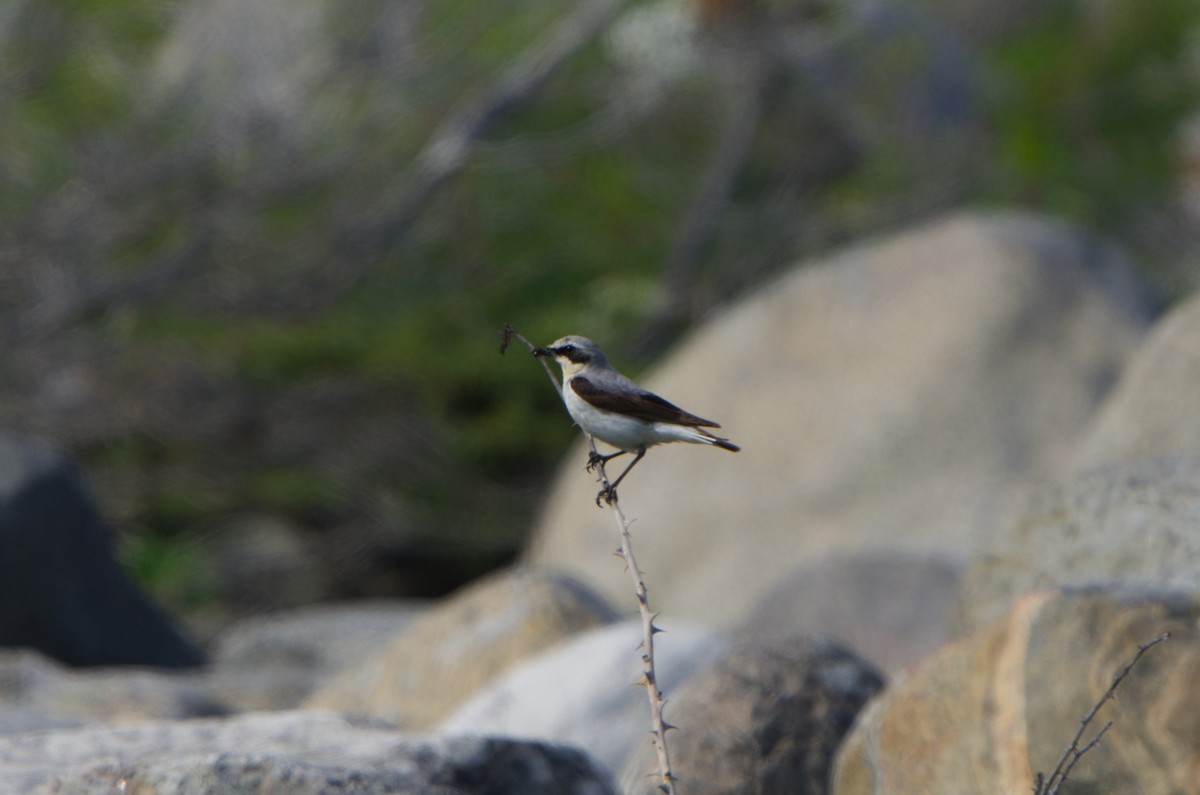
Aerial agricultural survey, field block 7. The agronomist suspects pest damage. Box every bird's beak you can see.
[532,347,551,357]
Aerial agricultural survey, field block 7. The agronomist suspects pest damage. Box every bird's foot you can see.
[585,450,607,473]
[594,485,618,507]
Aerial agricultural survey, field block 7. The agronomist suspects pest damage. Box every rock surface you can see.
[620,636,883,795]
[833,588,1196,795]
[213,600,426,673]
[305,567,616,729]
[3,711,616,795]
[0,600,430,735]
[1071,291,1200,469]
[0,649,225,736]
[0,434,204,668]
[955,452,1200,630]
[739,551,961,676]
[205,600,429,713]
[439,620,729,774]
[529,212,1150,626]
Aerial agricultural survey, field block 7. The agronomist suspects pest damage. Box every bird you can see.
[533,335,739,503]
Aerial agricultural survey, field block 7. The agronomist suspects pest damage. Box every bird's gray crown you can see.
[545,335,607,367]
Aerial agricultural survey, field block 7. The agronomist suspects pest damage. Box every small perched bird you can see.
[534,335,739,503]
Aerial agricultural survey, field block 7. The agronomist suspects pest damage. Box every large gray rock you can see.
[955,452,1200,630]
[620,637,883,795]
[529,212,1150,626]
[740,551,961,676]
[206,600,428,712]
[0,601,428,735]
[3,712,615,795]
[439,620,729,774]
[213,600,425,673]
[0,434,203,668]
[305,567,616,729]
[1071,290,1200,469]
[0,648,225,736]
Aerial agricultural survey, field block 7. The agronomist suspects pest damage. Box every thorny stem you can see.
[501,323,678,794]
[1035,631,1171,795]
[607,491,678,794]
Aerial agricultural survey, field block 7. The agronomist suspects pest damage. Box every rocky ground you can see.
[3,210,1200,793]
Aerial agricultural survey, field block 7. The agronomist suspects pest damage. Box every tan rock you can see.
[1072,291,1200,469]
[529,211,1149,626]
[303,567,615,728]
[833,588,1197,795]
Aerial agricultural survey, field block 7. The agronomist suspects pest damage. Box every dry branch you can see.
[1034,631,1171,795]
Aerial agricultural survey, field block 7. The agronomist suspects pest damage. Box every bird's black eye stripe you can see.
[561,345,576,353]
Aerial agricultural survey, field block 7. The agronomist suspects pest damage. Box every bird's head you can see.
[533,335,607,374]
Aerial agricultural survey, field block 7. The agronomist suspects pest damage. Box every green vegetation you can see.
[122,531,216,612]
[2,0,1196,615]
[986,0,1200,225]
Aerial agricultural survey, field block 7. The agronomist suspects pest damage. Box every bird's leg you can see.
[587,448,628,473]
[596,446,646,505]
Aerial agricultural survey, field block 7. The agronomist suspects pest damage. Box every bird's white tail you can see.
[700,429,740,452]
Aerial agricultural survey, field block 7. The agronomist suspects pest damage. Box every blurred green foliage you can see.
[2,0,1197,612]
[986,0,1200,224]
[123,530,216,612]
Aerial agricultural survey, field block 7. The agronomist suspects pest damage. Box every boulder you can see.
[1071,291,1200,469]
[0,434,203,668]
[833,588,1196,795]
[620,636,883,795]
[439,620,729,774]
[0,650,89,735]
[0,648,224,736]
[3,711,615,795]
[207,600,428,712]
[305,567,616,728]
[740,551,961,676]
[213,599,425,672]
[0,601,431,734]
[955,453,1200,630]
[529,212,1150,626]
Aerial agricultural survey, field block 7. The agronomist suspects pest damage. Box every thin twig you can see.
[1034,631,1171,795]
[501,323,678,794]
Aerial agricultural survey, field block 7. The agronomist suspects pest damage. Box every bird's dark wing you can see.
[570,376,720,427]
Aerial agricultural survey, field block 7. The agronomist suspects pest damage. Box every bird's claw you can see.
[586,451,605,473]
[594,485,617,507]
